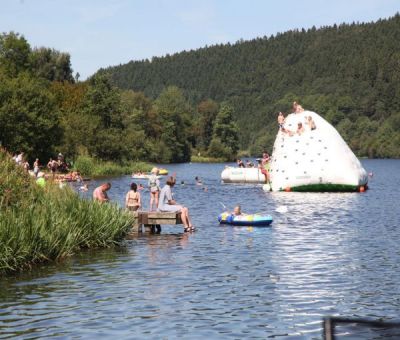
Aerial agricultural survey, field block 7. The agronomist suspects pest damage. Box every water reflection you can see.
[1,160,400,338]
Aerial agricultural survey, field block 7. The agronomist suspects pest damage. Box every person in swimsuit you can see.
[306,116,316,130]
[232,205,242,216]
[125,182,141,211]
[148,167,160,211]
[93,183,111,203]
[260,152,271,183]
[277,112,286,132]
[33,158,40,177]
[158,176,195,232]
[297,122,305,135]
[293,101,304,113]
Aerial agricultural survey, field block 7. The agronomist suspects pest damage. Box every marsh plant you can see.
[0,149,134,273]
[73,155,151,177]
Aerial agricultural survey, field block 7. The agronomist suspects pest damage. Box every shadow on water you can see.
[1,159,400,338]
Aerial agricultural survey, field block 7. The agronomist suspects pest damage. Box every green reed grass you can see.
[73,155,151,177]
[190,155,226,163]
[0,149,135,274]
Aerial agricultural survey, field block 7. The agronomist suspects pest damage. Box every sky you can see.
[1,0,399,79]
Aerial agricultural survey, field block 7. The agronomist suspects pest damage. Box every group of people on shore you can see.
[93,167,196,232]
[12,152,31,173]
[277,101,317,136]
[12,152,70,179]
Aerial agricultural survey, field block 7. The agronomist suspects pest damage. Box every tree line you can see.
[0,32,240,164]
[100,13,400,158]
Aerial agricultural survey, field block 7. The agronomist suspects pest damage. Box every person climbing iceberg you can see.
[264,102,368,192]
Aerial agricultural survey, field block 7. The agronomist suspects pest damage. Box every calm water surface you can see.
[1,159,400,339]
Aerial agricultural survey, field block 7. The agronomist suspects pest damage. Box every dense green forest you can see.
[0,32,238,163]
[100,14,400,158]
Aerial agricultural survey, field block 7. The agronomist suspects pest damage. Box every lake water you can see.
[1,159,400,339]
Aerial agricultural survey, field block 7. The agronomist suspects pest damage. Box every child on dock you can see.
[148,167,160,211]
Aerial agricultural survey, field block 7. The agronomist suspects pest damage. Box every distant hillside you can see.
[100,14,400,157]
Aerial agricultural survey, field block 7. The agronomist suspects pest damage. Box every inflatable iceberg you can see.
[265,110,368,192]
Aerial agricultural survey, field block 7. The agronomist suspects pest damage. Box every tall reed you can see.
[0,149,134,274]
[73,155,151,177]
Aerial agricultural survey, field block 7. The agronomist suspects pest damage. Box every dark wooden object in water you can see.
[131,211,182,233]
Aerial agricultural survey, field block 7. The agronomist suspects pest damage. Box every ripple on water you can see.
[1,160,400,338]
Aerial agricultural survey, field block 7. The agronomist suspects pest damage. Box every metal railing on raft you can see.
[323,317,400,339]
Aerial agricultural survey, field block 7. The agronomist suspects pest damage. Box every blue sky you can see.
[1,0,399,79]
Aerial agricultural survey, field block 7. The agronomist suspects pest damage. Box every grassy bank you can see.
[190,155,227,163]
[72,156,151,177]
[0,149,134,274]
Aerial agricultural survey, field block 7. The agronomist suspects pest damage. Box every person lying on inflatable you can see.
[232,205,243,216]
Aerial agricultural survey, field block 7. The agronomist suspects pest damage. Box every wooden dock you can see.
[131,211,182,233]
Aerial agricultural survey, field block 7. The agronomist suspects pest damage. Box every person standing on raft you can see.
[158,176,195,232]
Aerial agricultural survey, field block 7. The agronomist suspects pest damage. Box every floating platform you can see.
[221,167,266,184]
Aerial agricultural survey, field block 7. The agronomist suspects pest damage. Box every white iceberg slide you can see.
[265,110,368,192]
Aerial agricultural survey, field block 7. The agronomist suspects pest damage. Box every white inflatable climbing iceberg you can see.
[265,110,368,192]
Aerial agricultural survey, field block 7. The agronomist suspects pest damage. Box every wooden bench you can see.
[131,211,182,233]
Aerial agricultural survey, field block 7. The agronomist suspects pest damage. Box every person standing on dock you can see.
[125,182,141,211]
[158,176,195,232]
[148,167,160,211]
[93,183,111,203]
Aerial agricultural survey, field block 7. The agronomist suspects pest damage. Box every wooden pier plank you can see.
[131,211,182,233]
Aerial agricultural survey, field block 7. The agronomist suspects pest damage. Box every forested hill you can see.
[100,14,400,158]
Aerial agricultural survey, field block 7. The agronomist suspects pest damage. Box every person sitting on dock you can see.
[93,183,111,203]
[125,182,141,211]
[158,176,195,232]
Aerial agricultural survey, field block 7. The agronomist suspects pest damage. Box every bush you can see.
[207,137,233,161]
[73,155,151,177]
[190,155,226,163]
[73,155,95,176]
